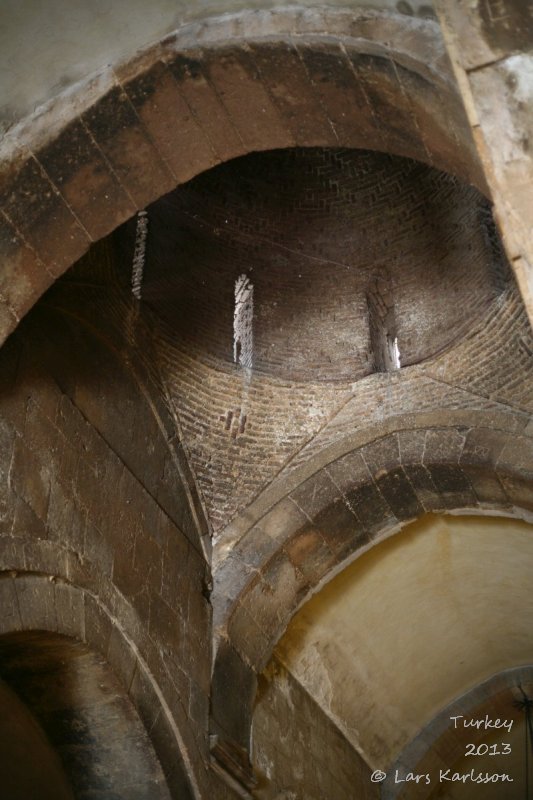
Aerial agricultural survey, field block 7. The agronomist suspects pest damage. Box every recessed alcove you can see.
[0,631,170,800]
[252,514,533,800]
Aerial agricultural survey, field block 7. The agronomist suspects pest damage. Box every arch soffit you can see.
[0,7,485,346]
[0,565,201,800]
[214,406,533,622]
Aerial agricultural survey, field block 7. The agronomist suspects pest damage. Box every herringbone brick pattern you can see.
[129,148,510,532]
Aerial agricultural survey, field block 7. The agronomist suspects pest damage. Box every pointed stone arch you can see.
[0,569,198,800]
[0,7,486,345]
[211,408,533,780]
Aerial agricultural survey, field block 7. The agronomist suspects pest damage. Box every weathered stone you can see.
[82,86,175,207]
[200,45,290,153]
[167,50,244,163]
[211,639,257,746]
[35,118,135,240]
[376,467,424,521]
[249,40,333,146]
[120,59,218,183]
[0,576,22,633]
[0,155,89,276]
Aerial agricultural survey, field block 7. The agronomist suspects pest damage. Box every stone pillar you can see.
[435,0,533,329]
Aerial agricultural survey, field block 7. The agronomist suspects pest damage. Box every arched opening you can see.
[0,9,484,346]
[251,514,533,798]
[10,131,528,795]
[1,7,532,797]
[0,630,170,799]
[112,146,509,535]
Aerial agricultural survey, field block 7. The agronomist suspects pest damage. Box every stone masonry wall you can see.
[0,278,235,798]
[252,657,379,800]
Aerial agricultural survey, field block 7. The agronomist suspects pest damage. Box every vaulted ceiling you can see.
[1,1,532,798]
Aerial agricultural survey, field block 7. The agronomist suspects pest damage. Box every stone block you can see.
[54,580,85,639]
[296,41,380,148]
[462,427,510,467]
[289,470,339,520]
[423,428,466,465]
[256,497,309,542]
[249,39,332,146]
[128,661,161,734]
[15,572,57,630]
[11,435,51,521]
[361,434,401,477]
[227,602,271,670]
[148,709,194,800]
[12,494,48,540]
[84,594,112,656]
[0,155,89,276]
[233,573,280,649]
[498,434,533,478]
[200,45,290,152]
[233,525,279,572]
[148,593,182,656]
[0,534,26,569]
[84,522,113,581]
[404,463,443,512]
[436,0,528,70]
[462,464,509,506]
[121,60,218,184]
[211,639,257,746]
[344,479,396,536]
[0,575,22,633]
[398,428,427,465]
[111,529,137,599]
[312,495,367,555]
[107,626,137,690]
[499,474,533,511]
[376,466,424,521]
[0,298,18,345]
[326,449,373,493]
[284,528,334,583]
[47,478,85,551]
[35,118,135,240]
[187,572,211,638]
[23,538,68,577]
[425,464,477,509]
[82,86,175,208]
[0,212,49,320]
[166,50,243,164]
[347,51,423,160]
[133,530,163,597]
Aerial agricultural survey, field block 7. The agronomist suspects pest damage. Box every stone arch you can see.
[0,628,171,800]
[0,7,486,345]
[0,565,200,800]
[210,408,533,777]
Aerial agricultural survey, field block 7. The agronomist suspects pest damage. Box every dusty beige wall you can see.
[253,657,379,800]
[276,514,533,770]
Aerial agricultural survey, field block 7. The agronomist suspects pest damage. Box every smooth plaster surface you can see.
[276,513,533,769]
[430,720,527,800]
